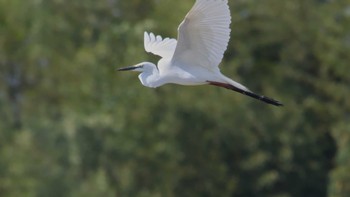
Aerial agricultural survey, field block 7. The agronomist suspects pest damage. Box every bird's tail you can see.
[208,77,283,106]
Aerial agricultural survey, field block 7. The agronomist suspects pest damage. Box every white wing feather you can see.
[144,32,177,60]
[172,0,231,72]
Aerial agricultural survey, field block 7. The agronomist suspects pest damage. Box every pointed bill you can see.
[117,65,141,71]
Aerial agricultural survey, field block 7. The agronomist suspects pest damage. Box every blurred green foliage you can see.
[0,0,349,196]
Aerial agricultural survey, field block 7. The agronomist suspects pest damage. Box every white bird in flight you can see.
[118,0,283,106]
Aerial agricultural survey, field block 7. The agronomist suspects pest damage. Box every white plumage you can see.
[144,32,177,59]
[118,0,282,106]
[173,0,231,72]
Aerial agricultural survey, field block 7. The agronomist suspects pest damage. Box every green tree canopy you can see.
[0,0,349,197]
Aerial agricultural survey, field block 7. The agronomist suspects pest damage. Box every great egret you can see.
[118,0,283,106]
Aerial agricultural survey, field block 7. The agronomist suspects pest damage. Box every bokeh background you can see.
[0,0,349,196]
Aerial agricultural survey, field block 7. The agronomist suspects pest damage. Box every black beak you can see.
[117,66,139,71]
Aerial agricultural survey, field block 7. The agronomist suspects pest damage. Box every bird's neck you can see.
[138,69,163,88]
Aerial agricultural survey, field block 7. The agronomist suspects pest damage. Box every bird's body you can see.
[137,61,228,87]
[118,0,282,106]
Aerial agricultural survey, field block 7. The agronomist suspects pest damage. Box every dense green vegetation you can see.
[1,0,349,196]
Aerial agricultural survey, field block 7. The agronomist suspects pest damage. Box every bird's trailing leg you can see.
[207,81,283,106]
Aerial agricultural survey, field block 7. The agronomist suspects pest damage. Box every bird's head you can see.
[118,62,160,88]
[117,62,157,73]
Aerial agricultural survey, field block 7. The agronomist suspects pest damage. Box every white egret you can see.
[118,0,283,106]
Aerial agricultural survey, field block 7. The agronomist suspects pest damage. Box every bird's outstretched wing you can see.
[171,0,231,72]
[144,32,177,60]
